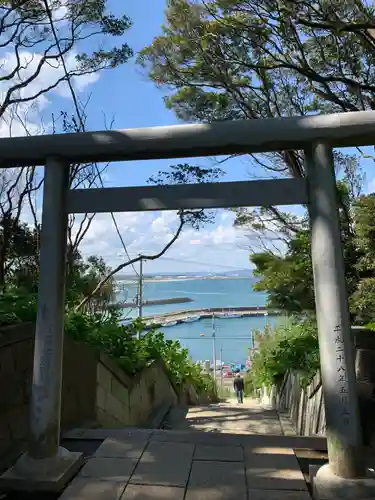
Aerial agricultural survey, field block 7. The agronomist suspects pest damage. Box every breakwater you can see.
[144,306,280,327]
[115,297,193,309]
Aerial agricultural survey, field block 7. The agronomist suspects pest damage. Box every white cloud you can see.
[206,224,240,245]
[0,48,99,138]
[151,212,179,233]
[68,207,260,273]
[365,176,375,194]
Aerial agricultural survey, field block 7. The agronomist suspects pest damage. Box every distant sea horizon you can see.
[116,269,255,284]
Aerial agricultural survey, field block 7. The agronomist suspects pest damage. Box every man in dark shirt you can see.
[233,372,244,403]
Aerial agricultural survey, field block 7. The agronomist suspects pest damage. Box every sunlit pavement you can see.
[56,399,327,499]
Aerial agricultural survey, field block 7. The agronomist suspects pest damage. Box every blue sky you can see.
[5,0,375,274]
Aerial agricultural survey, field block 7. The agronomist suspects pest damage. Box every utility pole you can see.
[220,343,223,393]
[137,256,143,340]
[138,257,143,319]
[212,312,217,383]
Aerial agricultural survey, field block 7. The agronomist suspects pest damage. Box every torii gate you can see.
[1,111,375,497]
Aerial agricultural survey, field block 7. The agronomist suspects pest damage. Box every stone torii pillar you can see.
[306,143,375,499]
[0,157,83,492]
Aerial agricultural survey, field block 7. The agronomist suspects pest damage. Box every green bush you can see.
[2,290,215,396]
[0,289,37,327]
[247,318,320,391]
[65,309,214,394]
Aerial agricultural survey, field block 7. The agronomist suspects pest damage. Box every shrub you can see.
[0,289,37,327]
[2,290,215,395]
[247,318,320,391]
[65,309,213,394]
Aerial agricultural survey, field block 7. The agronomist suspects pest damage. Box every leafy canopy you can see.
[139,0,375,180]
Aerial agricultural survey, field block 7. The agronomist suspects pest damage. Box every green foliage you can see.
[247,182,375,322]
[65,309,214,393]
[247,319,320,390]
[348,195,375,323]
[139,0,374,180]
[0,289,37,327]
[140,0,375,323]
[251,231,314,313]
[350,279,375,324]
[1,0,133,86]
[67,254,116,313]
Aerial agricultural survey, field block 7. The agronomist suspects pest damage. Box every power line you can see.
[158,255,249,271]
[162,336,253,340]
[43,0,139,277]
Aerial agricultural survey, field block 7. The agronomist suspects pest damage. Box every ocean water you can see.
[116,278,280,365]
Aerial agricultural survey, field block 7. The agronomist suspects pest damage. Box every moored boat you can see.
[183,315,200,323]
[162,320,178,327]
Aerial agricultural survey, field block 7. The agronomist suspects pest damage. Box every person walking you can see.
[233,371,244,403]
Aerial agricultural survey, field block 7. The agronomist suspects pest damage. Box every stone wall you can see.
[0,323,98,462]
[95,354,178,428]
[259,327,375,444]
[0,323,180,464]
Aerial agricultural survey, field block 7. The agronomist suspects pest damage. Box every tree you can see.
[0,0,132,121]
[248,182,359,313]
[138,0,368,228]
[2,216,40,292]
[0,0,133,288]
[140,0,375,134]
[68,254,116,315]
[248,184,375,323]
[251,231,314,313]
[4,212,117,314]
[350,194,375,323]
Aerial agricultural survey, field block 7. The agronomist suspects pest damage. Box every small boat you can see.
[183,315,200,323]
[223,311,243,318]
[161,320,178,327]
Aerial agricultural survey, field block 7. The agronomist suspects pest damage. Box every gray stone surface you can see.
[63,428,153,440]
[130,441,194,487]
[58,399,321,498]
[121,484,185,499]
[248,491,311,499]
[186,460,247,500]
[78,457,137,481]
[0,450,84,492]
[313,463,375,499]
[245,447,307,490]
[152,429,243,446]
[177,401,283,436]
[59,477,126,500]
[194,444,243,462]
[95,437,147,459]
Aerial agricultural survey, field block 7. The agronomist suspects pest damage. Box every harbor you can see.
[142,306,279,328]
[117,261,274,366]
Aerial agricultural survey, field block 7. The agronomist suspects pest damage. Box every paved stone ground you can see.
[60,399,328,499]
[163,399,283,435]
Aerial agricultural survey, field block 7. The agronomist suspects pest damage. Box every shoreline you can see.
[117,276,250,284]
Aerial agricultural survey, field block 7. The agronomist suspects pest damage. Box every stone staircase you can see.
[56,399,329,499]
